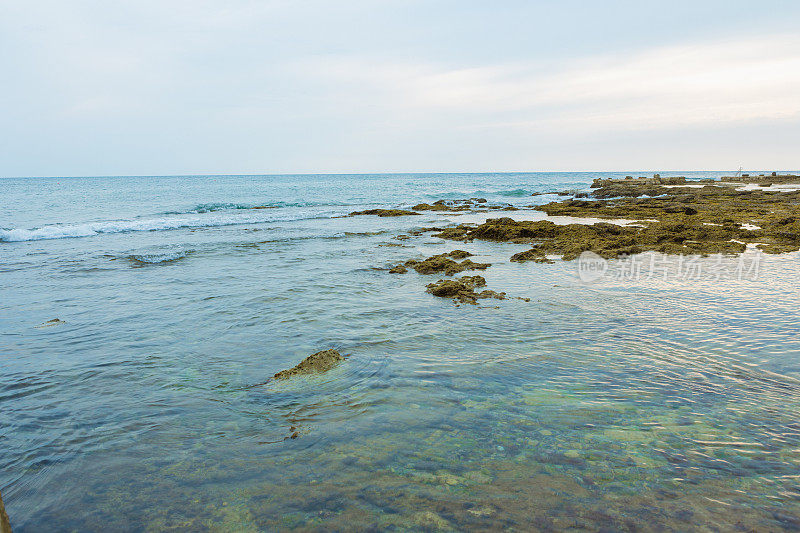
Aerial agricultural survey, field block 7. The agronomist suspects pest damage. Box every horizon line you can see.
[3,169,796,179]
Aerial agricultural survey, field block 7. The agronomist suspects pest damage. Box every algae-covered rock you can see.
[389,264,408,274]
[426,275,505,304]
[413,202,451,211]
[476,290,506,301]
[349,209,419,217]
[447,249,473,259]
[0,490,10,533]
[422,180,800,261]
[404,252,490,276]
[427,275,485,296]
[436,213,752,260]
[510,247,554,263]
[381,198,507,214]
[432,226,472,240]
[274,349,344,379]
[35,318,65,329]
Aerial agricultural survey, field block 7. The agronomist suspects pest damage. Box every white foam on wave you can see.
[128,250,189,264]
[0,210,340,243]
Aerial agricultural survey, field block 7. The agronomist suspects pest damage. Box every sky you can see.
[1,0,799,176]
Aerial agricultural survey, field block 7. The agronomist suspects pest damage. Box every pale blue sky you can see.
[1,1,799,176]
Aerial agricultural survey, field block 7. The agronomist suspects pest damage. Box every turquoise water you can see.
[1,173,799,531]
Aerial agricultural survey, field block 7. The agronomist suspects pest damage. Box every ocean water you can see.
[1,172,799,531]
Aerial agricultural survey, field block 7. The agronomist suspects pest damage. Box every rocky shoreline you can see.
[432,176,800,259]
[364,176,800,304]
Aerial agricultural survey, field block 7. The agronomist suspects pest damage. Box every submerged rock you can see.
[0,490,9,533]
[273,349,345,379]
[349,209,419,217]
[411,511,450,530]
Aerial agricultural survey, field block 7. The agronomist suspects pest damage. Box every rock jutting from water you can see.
[349,209,419,217]
[412,198,519,212]
[509,247,555,263]
[273,349,345,379]
[35,318,65,329]
[426,275,506,305]
[412,198,497,212]
[394,251,490,276]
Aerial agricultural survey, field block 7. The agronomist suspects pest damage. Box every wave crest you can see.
[126,251,190,265]
[0,211,338,243]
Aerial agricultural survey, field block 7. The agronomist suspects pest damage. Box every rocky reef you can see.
[591,175,687,188]
[273,349,345,379]
[431,182,800,259]
[392,251,491,276]
[510,247,555,263]
[349,209,419,217]
[720,173,800,184]
[350,199,518,218]
[426,275,506,304]
[537,184,800,255]
[412,198,517,212]
[435,217,749,260]
[368,178,800,306]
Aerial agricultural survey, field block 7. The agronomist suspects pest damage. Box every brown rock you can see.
[0,490,10,533]
[426,275,505,304]
[274,349,345,379]
[447,249,473,259]
[412,203,450,211]
[349,209,419,217]
[510,248,555,263]
[404,253,490,276]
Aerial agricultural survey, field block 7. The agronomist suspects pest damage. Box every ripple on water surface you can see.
[2,173,800,530]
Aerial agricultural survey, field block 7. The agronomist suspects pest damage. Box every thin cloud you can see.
[298,34,800,132]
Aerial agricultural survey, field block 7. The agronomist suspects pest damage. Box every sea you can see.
[1,172,799,531]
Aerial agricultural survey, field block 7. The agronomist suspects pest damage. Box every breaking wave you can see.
[0,211,340,243]
[126,250,190,265]
[189,201,347,213]
[425,188,540,199]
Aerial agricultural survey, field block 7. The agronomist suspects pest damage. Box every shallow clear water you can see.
[1,173,799,531]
